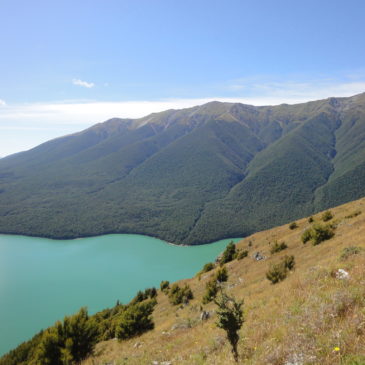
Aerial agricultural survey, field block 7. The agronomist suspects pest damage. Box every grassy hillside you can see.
[2,196,364,365]
[80,196,365,365]
[0,94,365,244]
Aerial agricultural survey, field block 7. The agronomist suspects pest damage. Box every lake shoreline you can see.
[0,230,243,247]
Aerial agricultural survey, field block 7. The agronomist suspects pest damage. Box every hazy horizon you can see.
[1,0,365,156]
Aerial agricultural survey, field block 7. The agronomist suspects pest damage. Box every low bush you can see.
[199,262,215,275]
[115,300,155,340]
[266,263,288,284]
[160,280,170,293]
[220,241,236,264]
[130,287,157,304]
[266,255,295,284]
[311,224,334,245]
[215,266,228,283]
[270,241,288,254]
[301,228,313,244]
[340,246,363,260]
[202,279,219,304]
[168,284,193,305]
[345,210,362,219]
[301,224,334,245]
[308,216,314,223]
[202,266,230,304]
[322,210,333,222]
[289,222,298,230]
[282,255,295,270]
[237,250,248,260]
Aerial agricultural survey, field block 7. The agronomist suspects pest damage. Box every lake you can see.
[0,233,239,356]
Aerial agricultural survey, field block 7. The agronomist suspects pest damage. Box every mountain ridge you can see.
[0,93,364,244]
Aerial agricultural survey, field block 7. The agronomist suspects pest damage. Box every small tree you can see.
[215,292,244,362]
[220,241,236,264]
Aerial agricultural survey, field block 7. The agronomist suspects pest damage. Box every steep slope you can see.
[2,197,365,365]
[82,197,365,365]
[0,94,364,243]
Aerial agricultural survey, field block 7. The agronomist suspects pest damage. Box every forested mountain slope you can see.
[0,93,365,244]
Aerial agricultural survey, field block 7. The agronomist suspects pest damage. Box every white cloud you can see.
[0,99,6,106]
[72,78,95,88]
[225,73,365,103]
[0,76,364,157]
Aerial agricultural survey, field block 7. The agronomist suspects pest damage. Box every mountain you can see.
[2,196,365,365]
[0,93,365,244]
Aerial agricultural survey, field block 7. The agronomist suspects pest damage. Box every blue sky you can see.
[1,0,365,156]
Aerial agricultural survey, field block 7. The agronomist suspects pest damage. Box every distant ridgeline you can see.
[0,93,364,244]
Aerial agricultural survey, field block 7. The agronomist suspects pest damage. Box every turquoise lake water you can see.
[0,233,239,356]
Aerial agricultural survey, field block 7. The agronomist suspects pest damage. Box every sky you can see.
[1,0,365,157]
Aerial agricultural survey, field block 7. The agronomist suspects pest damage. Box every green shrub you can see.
[301,224,334,245]
[308,216,314,223]
[311,223,334,245]
[289,222,298,230]
[282,255,295,270]
[200,262,215,274]
[0,289,158,365]
[301,228,313,244]
[266,255,295,284]
[340,246,363,260]
[220,241,236,264]
[160,280,170,293]
[168,284,194,305]
[215,266,228,283]
[345,210,362,219]
[270,241,288,254]
[266,263,288,284]
[32,308,98,365]
[202,266,229,303]
[237,250,248,260]
[202,279,219,304]
[130,287,157,304]
[115,300,155,340]
[321,210,333,222]
[145,287,157,298]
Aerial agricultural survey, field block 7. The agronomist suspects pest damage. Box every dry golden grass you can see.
[83,197,365,365]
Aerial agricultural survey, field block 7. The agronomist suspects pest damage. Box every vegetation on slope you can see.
[0,290,157,365]
[2,196,364,364]
[0,94,365,244]
[76,196,364,364]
